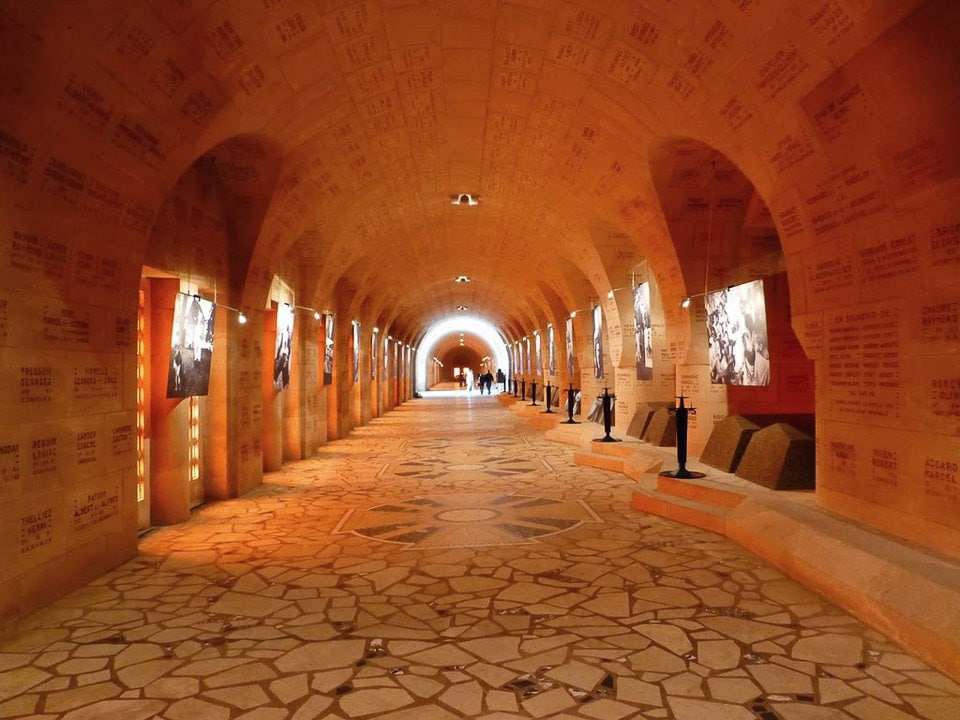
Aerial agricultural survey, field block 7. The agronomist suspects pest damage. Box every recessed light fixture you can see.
[450,193,479,206]
[457,305,468,311]
[454,275,471,283]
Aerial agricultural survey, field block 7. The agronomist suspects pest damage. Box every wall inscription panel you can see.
[0,439,20,498]
[72,485,119,534]
[20,506,54,556]
[824,306,901,423]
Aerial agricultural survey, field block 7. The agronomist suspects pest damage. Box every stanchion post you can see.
[520,378,526,401]
[543,382,554,413]
[561,384,580,424]
[659,395,706,479]
[530,380,538,406]
[593,387,621,443]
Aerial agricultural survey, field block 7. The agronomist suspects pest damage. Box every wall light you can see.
[454,275,471,283]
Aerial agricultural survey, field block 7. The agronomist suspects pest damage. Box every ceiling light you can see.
[454,275,471,283]
[680,297,692,308]
[457,305,468,311]
[451,193,479,206]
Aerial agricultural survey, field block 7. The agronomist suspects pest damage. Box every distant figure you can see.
[481,370,494,394]
[495,368,505,391]
[465,368,474,391]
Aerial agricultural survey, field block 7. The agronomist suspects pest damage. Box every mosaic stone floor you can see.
[2,394,960,719]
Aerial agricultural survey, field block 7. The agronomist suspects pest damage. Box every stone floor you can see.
[2,394,959,720]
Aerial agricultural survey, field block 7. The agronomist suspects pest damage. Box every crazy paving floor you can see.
[2,395,960,720]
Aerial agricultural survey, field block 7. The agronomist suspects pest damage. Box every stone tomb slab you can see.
[700,415,760,472]
[627,402,674,440]
[642,407,676,447]
[735,423,815,490]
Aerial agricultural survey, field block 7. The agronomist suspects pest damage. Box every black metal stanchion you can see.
[520,378,526,401]
[512,379,518,397]
[530,380,538,406]
[542,382,554,414]
[593,387,621,443]
[660,395,706,479]
[562,384,580,424]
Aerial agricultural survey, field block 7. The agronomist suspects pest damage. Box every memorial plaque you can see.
[72,485,119,534]
[20,506,54,557]
[829,440,856,476]
[700,415,759,472]
[824,306,900,421]
[41,303,92,347]
[776,203,806,240]
[20,365,54,405]
[719,94,754,132]
[72,365,120,402]
[929,222,960,268]
[735,423,815,490]
[804,75,876,146]
[806,1,854,46]
[921,302,959,343]
[548,36,597,72]
[0,440,20,495]
[858,233,919,286]
[604,43,655,91]
[0,129,34,184]
[753,43,810,101]
[921,456,960,527]
[75,429,98,467]
[769,130,816,174]
[9,229,69,289]
[31,436,57,477]
[110,421,134,458]
[886,138,948,196]
[930,376,960,433]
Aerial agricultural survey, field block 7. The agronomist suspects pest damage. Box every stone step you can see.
[573,450,624,473]
[656,475,746,509]
[528,412,561,429]
[589,440,640,457]
[632,490,728,535]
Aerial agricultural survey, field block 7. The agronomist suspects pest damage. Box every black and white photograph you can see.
[273,302,294,391]
[592,305,604,379]
[565,318,574,377]
[352,320,360,383]
[534,332,542,372]
[705,279,770,386]
[166,292,216,398]
[548,324,556,376]
[634,282,653,381]
[323,314,335,384]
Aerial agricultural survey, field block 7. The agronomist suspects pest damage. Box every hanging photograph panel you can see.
[634,282,653,380]
[705,279,770,386]
[273,303,294,390]
[166,292,216,398]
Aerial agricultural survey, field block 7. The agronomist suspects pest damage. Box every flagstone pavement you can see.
[2,394,959,719]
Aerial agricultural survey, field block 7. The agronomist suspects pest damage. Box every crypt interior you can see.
[0,1,959,718]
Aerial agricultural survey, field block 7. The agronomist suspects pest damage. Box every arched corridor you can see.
[2,0,960,714]
[2,396,958,719]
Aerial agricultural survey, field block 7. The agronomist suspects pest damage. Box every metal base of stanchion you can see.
[541,408,554,414]
[659,469,706,479]
[593,435,622,443]
[561,419,580,424]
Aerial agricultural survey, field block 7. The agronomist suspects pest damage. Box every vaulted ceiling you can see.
[2,0,955,344]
